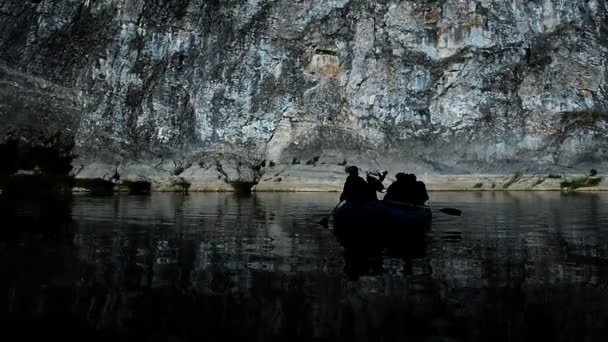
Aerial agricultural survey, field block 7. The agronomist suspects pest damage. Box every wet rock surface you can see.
[1,0,607,188]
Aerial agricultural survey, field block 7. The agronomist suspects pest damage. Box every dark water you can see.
[1,192,608,341]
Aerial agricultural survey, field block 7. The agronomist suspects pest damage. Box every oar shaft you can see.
[319,201,345,227]
[384,200,461,216]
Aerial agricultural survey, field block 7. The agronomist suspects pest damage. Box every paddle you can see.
[384,200,462,217]
[438,207,462,216]
[318,201,345,228]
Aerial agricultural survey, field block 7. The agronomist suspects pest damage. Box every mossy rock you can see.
[171,178,191,192]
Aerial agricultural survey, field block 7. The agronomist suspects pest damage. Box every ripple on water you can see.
[3,191,608,341]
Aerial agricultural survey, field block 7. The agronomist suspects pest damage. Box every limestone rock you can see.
[1,0,607,189]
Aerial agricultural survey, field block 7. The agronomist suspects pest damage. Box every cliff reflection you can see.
[332,222,428,281]
[1,192,608,341]
[0,194,99,339]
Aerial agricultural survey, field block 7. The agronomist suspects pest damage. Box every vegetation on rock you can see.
[560,177,602,190]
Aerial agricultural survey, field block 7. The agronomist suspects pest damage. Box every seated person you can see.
[340,166,370,202]
[384,172,413,203]
[384,173,429,205]
[411,174,429,206]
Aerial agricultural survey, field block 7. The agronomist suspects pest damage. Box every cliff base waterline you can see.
[76,174,606,193]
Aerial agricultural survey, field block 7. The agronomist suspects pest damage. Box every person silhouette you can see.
[410,174,429,206]
[365,170,388,200]
[384,172,412,203]
[384,173,429,205]
[339,166,369,202]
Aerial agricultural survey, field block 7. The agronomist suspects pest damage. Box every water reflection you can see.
[1,192,608,341]
[331,205,428,281]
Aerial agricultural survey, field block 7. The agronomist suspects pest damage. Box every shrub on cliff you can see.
[122,180,152,195]
[0,174,74,197]
[230,181,256,195]
[0,131,77,196]
[0,139,18,175]
[0,132,76,176]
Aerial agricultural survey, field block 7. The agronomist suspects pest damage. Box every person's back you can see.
[384,173,414,203]
[340,166,369,202]
[411,179,429,206]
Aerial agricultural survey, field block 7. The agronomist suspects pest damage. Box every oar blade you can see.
[318,216,330,228]
[439,208,462,216]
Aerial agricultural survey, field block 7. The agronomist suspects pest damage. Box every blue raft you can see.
[332,200,432,245]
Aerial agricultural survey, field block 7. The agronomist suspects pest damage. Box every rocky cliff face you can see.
[1,0,607,190]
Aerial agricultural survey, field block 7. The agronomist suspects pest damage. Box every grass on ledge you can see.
[503,172,523,189]
[560,177,602,190]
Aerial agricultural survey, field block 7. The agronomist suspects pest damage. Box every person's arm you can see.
[379,171,388,182]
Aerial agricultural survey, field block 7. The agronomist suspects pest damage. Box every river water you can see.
[1,192,608,341]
